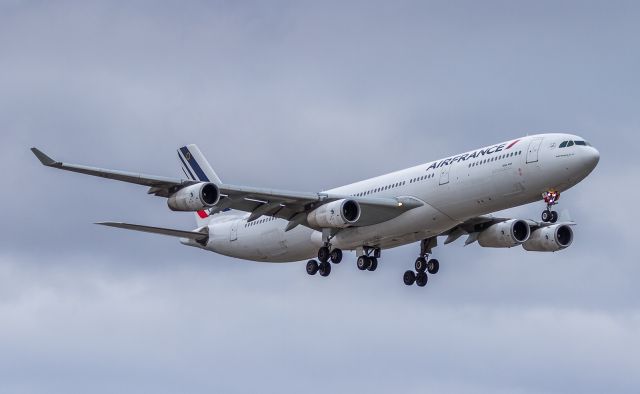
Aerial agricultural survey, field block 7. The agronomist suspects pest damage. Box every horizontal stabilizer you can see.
[96,222,208,241]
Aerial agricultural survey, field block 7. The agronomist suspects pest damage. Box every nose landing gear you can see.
[541,189,560,223]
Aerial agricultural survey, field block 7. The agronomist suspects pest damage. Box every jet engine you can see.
[167,183,220,211]
[477,219,531,248]
[522,224,573,252]
[307,199,361,228]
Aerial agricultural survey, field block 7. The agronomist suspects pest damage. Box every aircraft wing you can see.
[32,147,423,230]
[31,148,196,197]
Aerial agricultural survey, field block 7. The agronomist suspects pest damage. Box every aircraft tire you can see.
[330,248,343,264]
[318,246,330,263]
[415,257,427,272]
[550,211,558,223]
[403,270,416,286]
[427,259,439,275]
[306,260,319,275]
[541,210,551,222]
[357,256,371,271]
[319,261,331,277]
[367,257,378,271]
[416,271,428,287]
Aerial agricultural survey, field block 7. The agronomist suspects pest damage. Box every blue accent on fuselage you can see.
[180,147,210,182]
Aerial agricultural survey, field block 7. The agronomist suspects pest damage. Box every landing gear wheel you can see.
[319,261,331,277]
[415,257,427,272]
[357,256,371,271]
[403,270,416,286]
[318,246,330,263]
[550,211,558,223]
[427,259,439,275]
[416,272,428,287]
[330,248,343,264]
[541,210,552,222]
[306,260,319,275]
[367,257,378,271]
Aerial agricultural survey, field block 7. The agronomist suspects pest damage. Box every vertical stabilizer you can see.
[177,144,223,227]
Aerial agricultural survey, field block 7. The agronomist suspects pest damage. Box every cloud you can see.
[1,1,639,393]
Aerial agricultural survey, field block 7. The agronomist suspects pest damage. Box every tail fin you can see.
[177,144,222,184]
[177,144,223,227]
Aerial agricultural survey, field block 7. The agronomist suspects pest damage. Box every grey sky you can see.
[1,1,639,393]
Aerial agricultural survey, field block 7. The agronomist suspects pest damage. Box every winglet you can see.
[30,147,58,166]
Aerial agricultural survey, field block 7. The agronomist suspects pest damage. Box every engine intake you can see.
[478,219,531,248]
[307,199,360,228]
[522,224,573,252]
[167,183,220,211]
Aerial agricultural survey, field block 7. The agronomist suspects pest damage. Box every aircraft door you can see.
[526,137,543,164]
[439,164,450,185]
[229,220,238,241]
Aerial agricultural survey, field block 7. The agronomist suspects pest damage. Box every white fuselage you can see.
[187,133,599,262]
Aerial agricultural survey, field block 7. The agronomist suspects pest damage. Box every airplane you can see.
[31,133,599,287]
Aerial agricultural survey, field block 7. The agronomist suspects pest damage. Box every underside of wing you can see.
[440,214,575,246]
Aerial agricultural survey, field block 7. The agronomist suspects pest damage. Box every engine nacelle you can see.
[167,183,220,211]
[307,199,360,229]
[477,219,531,248]
[522,224,573,252]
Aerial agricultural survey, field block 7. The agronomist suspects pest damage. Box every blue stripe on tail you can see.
[177,153,196,180]
[179,147,210,182]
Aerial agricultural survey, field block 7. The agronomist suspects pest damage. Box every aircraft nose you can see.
[588,146,600,167]
[583,146,600,171]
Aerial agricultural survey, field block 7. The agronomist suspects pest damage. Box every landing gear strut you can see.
[404,238,440,288]
[541,189,560,223]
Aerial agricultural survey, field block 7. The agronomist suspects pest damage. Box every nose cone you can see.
[586,146,600,169]
[579,146,600,175]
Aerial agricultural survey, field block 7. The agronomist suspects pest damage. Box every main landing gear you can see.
[541,189,560,223]
[404,238,440,288]
[356,246,380,272]
[306,244,381,278]
[306,237,343,278]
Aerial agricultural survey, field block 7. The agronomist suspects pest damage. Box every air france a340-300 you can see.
[32,133,599,287]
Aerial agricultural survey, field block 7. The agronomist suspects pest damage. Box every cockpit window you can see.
[574,140,586,146]
[567,141,574,147]
[559,141,568,148]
